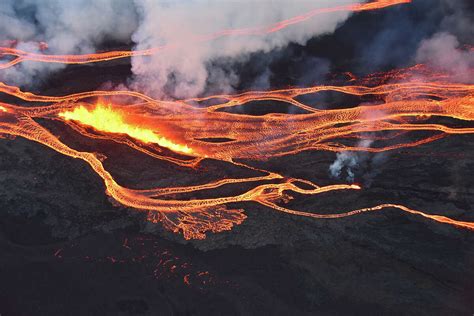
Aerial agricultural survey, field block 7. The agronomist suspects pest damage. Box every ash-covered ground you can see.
[1,1,474,315]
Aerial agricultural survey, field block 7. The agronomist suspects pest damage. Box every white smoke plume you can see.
[130,0,361,98]
[329,107,389,183]
[329,139,373,182]
[1,0,138,53]
[329,151,359,182]
[416,32,474,83]
[1,0,363,94]
[0,0,138,86]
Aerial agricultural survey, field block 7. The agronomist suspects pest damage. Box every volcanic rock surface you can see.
[1,101,473,315]
[1,2,474,314]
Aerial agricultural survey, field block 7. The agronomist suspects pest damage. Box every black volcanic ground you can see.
[1,2,474,315]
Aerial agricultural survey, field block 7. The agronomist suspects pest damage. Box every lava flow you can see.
[0,0,410,69]
[1,0,474,240]
[0,63,473,239]
[58,103,192,155]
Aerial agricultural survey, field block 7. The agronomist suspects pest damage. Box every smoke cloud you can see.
[129,0,362,98]
[416,32,474,83]
[328,0,472,184]
[1,0,362,95]
[330,150,359,182]
[0,0,138,86]
[329,139,387,186]
[329,140,373,183]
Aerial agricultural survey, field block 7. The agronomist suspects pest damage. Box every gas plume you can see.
[2,0,405,95]
[0,0,138,86]
[130,0,363,98]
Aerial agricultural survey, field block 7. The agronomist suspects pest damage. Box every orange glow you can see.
[2,0,474,240]
[0,63,473,239]
[0,0,411,69]
[59,103,193,155]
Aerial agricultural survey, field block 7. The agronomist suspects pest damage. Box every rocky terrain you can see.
[1,1,473,314]
[1,117,473,315]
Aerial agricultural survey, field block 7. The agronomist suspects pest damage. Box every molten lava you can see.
[1,0,474,240]
[0,0,411,69]
[59,103,192,155]
[1,64,473,239]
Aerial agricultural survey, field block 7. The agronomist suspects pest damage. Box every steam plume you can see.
[0,0,137,85]
[1,0,362,94]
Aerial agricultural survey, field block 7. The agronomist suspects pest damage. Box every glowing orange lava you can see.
[1,0,474,240]
[0,63,473,239]
[59,103,193,155]
[0,0,411,69]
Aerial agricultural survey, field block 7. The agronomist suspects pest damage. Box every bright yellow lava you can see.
[59,104,193,154]
[0,106,6,112]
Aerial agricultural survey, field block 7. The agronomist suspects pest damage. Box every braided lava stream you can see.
[1,0,474,239]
